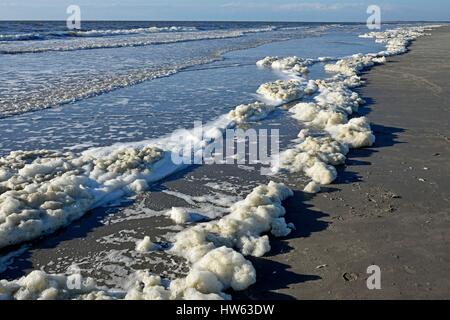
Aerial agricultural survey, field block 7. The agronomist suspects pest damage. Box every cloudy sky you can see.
[1,0,449,21]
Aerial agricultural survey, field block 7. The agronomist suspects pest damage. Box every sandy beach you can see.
[244,26,450,299]
[1,22,449,301]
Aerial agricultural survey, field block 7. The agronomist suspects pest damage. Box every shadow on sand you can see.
[234,190,329,300]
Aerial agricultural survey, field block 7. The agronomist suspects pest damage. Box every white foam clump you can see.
[0,270,100,300]
[360,25,443,56]
[256,79,318,104]
[255,56,320,105]
[304,181,321,194]
[227,102,275,124]
[257,56,312,75]
[135,236,158,252]
[124,270,228,300]
[326,117,375,148]
[274,80,372,185]
[256,80,303,103]
[170,181,293,261]
[274,130,347,185]
[169,207,190,224]
[315,79,366,112]
[324,53,383,77]
[0,182,293,300]
[0,147,163,249]
[121,182,293,300]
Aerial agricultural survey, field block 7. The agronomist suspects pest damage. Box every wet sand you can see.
[245,26,450,299]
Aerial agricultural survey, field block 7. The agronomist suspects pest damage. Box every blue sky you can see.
[1,0,449,21]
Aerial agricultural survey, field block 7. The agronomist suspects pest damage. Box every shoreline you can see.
[245,26,450,299]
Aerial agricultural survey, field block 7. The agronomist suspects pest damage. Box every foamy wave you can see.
[0,26,199,42]
[74,26,199,37]
[0,27,276,54]
[0,27,282,118]
[0,62,203,118]
[0,33,45,41]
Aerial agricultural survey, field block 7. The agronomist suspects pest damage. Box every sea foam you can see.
[269,25,441,191]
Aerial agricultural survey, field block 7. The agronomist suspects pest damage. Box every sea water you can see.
[0,21,390,154]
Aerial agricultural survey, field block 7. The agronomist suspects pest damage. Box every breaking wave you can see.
[0,27,277,54]
[0,26,200,42]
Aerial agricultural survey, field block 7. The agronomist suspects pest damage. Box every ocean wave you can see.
[0,27,284,118]
[0,26,200,42]
[0,27,276,54]
[0,33,46,41]
[0,63,196,118]
[74,26,199,37]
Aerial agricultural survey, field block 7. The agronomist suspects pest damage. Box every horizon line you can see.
[1,19,449,23]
